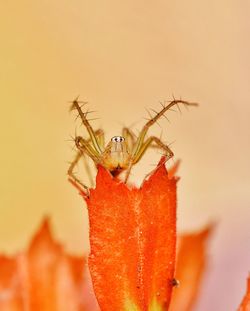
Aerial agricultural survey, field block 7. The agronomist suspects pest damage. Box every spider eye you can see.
[111,136,125,142]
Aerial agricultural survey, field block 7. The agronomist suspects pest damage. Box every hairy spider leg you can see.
[70,98,103,154]
[82,153,94,187]
[122,127,137,152]
[68,130,105,195]
[124,99,198,182]
[94,129,105,150]
[123,126,169,152]
[68,151,90,195]
[83,129,105,186]
[133,136,174,164]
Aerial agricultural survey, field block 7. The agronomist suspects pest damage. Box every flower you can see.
[0,158,249,310]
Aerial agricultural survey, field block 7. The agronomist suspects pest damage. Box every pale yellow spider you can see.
[68,98,198,195]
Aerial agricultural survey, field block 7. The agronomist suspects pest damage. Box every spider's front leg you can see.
[133,136,174,164]
[68,151,90,196]
[68,136,102,197]
[122,127,137,151]
[69,97,105,195]
[70,98,103,154]
[124,136,174,183]
[124,99,198,182]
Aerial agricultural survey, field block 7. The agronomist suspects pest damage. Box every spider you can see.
[68,97,198,196]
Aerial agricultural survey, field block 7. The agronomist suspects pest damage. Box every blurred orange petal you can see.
[169,225,213,311]
[27,218,86,310]
[238,277,250,311]
[0,256,23,311]
[0,218,94,311]
[85,157,177,311]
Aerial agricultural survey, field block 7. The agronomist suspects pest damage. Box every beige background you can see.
[1,1,250,310]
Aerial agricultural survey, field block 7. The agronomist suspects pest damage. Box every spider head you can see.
[110,136,127,154]
[111,136,125,143]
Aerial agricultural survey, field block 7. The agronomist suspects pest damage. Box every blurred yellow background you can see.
[1,1,249,310]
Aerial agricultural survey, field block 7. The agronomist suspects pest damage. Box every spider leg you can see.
[132,99,198,159]
[83,129,105,186]
[70,98,103,154]
[133,136,174,164]
[75,136,101,161]
[124,136,174,183]
[122,127,137,151]
[81,152,95,187]
[88,129,105,150]
[68,151,90,196]
[68,133,103,194]
[124,99,197,182]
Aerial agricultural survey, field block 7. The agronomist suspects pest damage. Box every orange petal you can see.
[168,160,181,180]
[0,256,23,310]
[169,225,213,311]
[86,157,177,311]
[0,218,95,311]
[238,276,250,311]
[27,218,86,311]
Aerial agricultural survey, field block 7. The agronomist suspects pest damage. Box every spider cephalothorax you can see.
[68,98,198,195]
[100,136,130,176]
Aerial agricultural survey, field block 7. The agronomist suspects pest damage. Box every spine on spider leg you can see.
[70,99,102,154]
[132,99,198,157]
[144,100,198,130]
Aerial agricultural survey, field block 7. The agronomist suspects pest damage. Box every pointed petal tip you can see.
[168,159,181,180]
[142,156,179,189]
[89,164,118,198]
[38,216,53,236]
[71,157,180,199]
[40,216,51,231]
[29,216,53,246]
[238,275,250,310]
[28,217,63,256]
[96,164,113,184]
